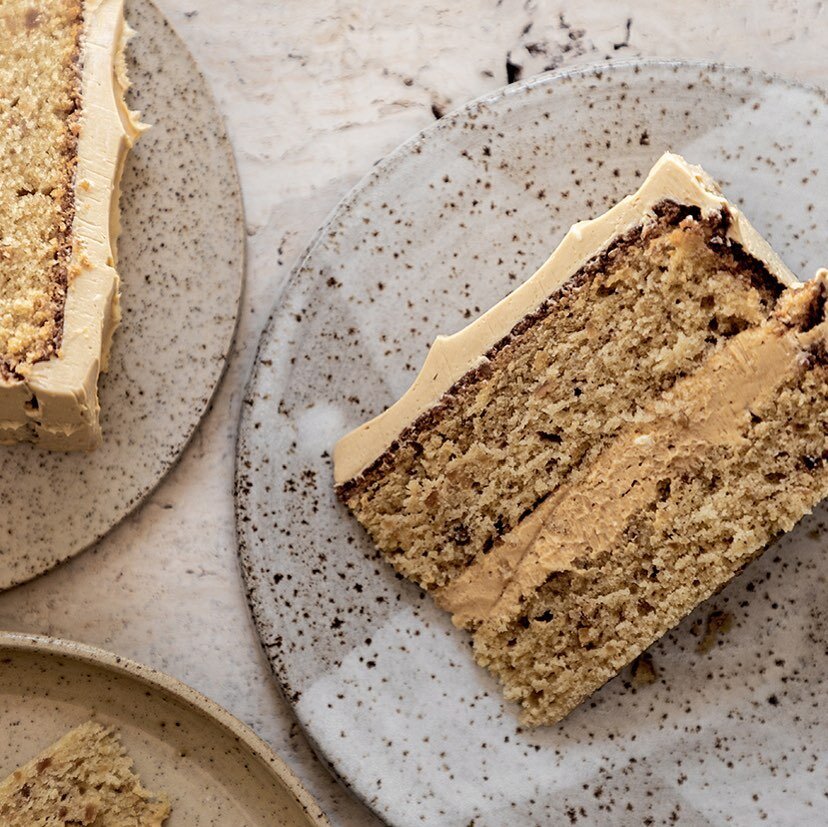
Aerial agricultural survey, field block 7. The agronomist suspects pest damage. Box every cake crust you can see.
[338,200,791,594]
[336,201,785,504]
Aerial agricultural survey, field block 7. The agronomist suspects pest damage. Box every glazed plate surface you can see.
[0,633,328,826]
[0,0,243,588]
[237,61,828,826]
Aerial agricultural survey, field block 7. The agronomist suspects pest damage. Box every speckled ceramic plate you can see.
[0,0,243,589]
[0,633,328,826]
[236,61,828,826]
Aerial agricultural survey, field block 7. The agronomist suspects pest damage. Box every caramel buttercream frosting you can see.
[334,152,798,485]
[0,0,145,450]
[436,280,828,628]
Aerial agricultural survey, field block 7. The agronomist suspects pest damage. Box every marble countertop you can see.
[0,2,823,825]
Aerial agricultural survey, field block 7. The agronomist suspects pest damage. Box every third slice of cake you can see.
[0,721,170,825]
[334,153,828,725]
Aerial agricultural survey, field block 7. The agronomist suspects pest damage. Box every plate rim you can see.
[0,630,329,827]
[234,57,828,824]
[3,0,247,591]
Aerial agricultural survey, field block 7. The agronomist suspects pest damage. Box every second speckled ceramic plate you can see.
[0,633,328,826]
[0,0,243,589]
[237,62,828,826]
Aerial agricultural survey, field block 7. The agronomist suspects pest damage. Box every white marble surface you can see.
[0,2,824,825]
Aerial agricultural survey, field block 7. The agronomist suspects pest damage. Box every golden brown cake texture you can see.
[449,274,828,725]
[0,721,170,826]
[335,159,828,726]
[0,0,82,376]
[339,206,784,592]
[0,0,142,449]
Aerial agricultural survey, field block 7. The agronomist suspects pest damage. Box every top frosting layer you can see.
[0,0,144,449]
[333,153,799,484]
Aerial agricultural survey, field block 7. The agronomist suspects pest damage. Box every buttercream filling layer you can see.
[437,287,828,628]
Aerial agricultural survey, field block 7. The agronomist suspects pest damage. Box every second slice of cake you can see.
[334,153,828,725]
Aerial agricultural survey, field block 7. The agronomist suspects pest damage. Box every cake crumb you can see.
[697,610,733,653]
[630,652,657,686]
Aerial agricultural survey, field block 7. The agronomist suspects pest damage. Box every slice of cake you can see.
[0,721,170,825]
[0,0,143,449]
[334,153,828,725]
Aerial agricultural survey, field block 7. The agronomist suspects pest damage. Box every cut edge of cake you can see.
[437,269,828,629]
[333,152,798,488]
[465,270,828,725]
[0,0,145,450]
[0,721,170,826]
